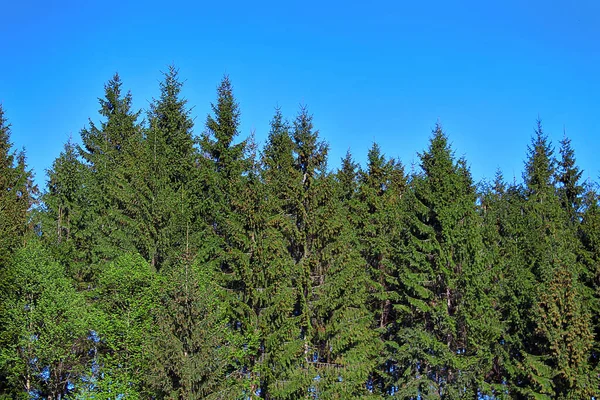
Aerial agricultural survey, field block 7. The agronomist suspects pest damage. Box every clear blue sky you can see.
[2,0,599,189]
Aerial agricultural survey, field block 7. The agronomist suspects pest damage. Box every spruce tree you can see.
[353,143,407,394]
[78,73,144,269]
[289,107,380,398]
[579,185,600,385]
[0,105,35,268]
[198,75,257,395]
[42,140,88,281]
[557,134,584,225]
[336,149,360,204]
[254,109,306,399]
[506,120,596,398]
[477,170,526,396]
[392,124,494,398]
[357,143,406,330]
[535,263,596,398]
[149,255,234,399]
[144,65,198,269]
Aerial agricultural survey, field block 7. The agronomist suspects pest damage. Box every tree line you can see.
[0,67,598,399]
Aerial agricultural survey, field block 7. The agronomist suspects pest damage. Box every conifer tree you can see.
[78,73,144,269]
[477,170,526,395]
[357,143,406,330]
[42,140,88,281]
[289,107,380,398]
[578,185,600,389]
[557,134,584,225]
[535,263,596,398]
[253,109,306,399]
[0,105,35,268]
[353,143,407,393]
[505,120,596,398]
[149,255,234,400]
[198,75,258,395]
[145,65,198,269]
[336,149,360,204]
[392,124,494,397]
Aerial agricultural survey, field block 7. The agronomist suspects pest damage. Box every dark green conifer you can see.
[253,109,306,399]
[289,107,380,398]
[78,73,144,268]
[0,105,35,268]
[198,75,258,395]
[557,134,584,225]
[392,124,495,397]
[336,149,360,203]
[42,140,87,280]
[149,255,233,399]
[145,66,198,269]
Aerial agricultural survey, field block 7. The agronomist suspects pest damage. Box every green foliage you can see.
[88,253,157,398]
[3,70,599,399]
[76,73,145,273]
[144,66,198,270]
[148,255,235,400]
[557,135,584,225]
[0,105,35,268]
[535,265,596,398]
[0,240,91,399]
[391,124,498,397]
[41,140,88,281]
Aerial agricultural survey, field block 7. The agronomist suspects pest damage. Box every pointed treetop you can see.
[263,107,293,168]
[206,74,240,148]
[366,142,385,179]
[419,122,454,178]
[159,65,184,102]
[558,133,584,222]
[268,107,286,135]
[98,73,131,118]
[201,75,248,178]
[524,118,555,197]
[293,105,328,177]
[80,73,142,162]
[0,104,14,169]
[340,148,358,177]
[337,148,359,200]
[493,168,506,195]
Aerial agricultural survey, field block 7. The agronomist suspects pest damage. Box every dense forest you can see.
[0,67,598,399]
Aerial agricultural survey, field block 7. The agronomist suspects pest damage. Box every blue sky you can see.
[2,0,599,188]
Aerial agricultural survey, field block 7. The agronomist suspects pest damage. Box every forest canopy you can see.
[0,67,598,399]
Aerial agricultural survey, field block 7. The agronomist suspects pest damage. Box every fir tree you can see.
[557,134,584,225]
[0,105,35,268]
[392,124,494,398]
[78,73,144,269]
[198,75,257,395]
[149,255,234,400]
[255,109,306,399]
[145,65,198,269]
[41,140,88,281]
